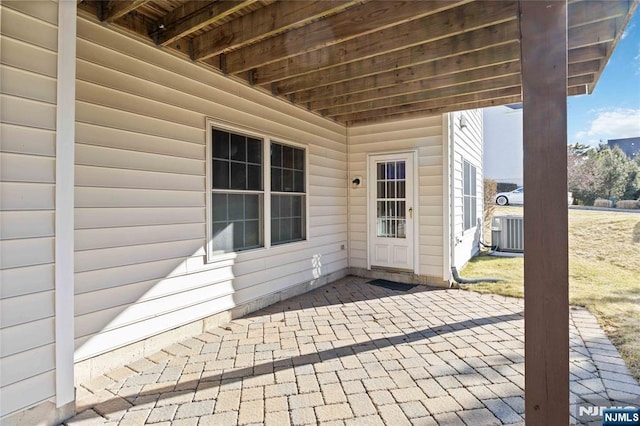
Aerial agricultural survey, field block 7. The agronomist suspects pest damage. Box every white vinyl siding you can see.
[0,1,58,419]
[73,15,348,362]
[348,116,445,279]
[451,110,483,269]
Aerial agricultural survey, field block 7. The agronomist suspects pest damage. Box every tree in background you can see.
[568,142,595,158]
[568,146,602,205]
[567,144,639,205]
[623,155,640,200]
[597,146,633,200]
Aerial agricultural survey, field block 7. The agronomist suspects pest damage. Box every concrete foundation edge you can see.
[1,400,75,426]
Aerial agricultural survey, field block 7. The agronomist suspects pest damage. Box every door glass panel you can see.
[376,160,407,238]
[397,161,405,180]
[387,201,396,217]
[386,181,395,198]
[397,181,405,198]
[398,220,406,238]
[386,162,395,179]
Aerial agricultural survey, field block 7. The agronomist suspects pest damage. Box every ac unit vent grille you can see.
[492,215,524,252]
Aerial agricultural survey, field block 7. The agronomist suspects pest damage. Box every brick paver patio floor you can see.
[66,276,640,425]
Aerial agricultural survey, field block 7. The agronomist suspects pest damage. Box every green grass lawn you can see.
[462,206,640,381]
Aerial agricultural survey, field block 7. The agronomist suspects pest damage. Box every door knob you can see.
[408,207,413,218]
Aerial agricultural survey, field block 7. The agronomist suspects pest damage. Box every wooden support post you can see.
[520,1,569,425]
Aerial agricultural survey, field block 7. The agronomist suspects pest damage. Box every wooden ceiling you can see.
[78,0,637,126]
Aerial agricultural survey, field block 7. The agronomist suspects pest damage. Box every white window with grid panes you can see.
[270,142,306,245]
[463,159,477,231]
[206,121,306,258]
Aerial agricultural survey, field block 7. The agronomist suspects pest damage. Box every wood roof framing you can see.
[150,0,260,46]
[191,1,363,60]
[80,0,637,126]
[99,0,153,22]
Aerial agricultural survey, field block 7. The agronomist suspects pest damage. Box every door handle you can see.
[408,207,413,219]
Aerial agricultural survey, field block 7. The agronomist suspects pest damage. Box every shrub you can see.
[594,198,613,208]
[484,178,497,230]
[616,200,639,209]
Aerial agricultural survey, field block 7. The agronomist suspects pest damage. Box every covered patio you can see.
[2,0,638,424]
[67,276,640,425]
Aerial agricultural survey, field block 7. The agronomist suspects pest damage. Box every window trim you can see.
[205,118,309,262]
[462,158,478,232]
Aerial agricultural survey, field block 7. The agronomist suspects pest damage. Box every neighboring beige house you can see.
[0,0,633,424]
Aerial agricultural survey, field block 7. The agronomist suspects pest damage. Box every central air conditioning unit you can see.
[492,215,524,252]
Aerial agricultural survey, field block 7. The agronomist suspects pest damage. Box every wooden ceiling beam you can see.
[284,42,604,110]
[568,44,608,63]
[253,1,516,85]
[83,0,632,126]
[337,73,592,124]
[568,73,595,87]
[314,61,521,112]
[587,0,638,97]
[323,74,522,117]
[152,0,259,46]
[327,70,594,123]
[220,0,475,73]
[309,46,522,110]
[191,1,360,61]
[150,2,214,44]
[100,0,151,23]
[568,60,601,76]
[568,18,619,49]
[568,0,631,28]
[343,93,524,126]
[282,24,521,101]
[568,84,588,96]
[252,0,612,86]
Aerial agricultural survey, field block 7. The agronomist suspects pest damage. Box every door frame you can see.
[366,150,419,274]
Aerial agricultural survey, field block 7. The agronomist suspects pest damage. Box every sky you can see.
[568,10,640,147]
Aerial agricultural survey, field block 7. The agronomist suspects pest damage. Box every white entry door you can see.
[368,153,414,271]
